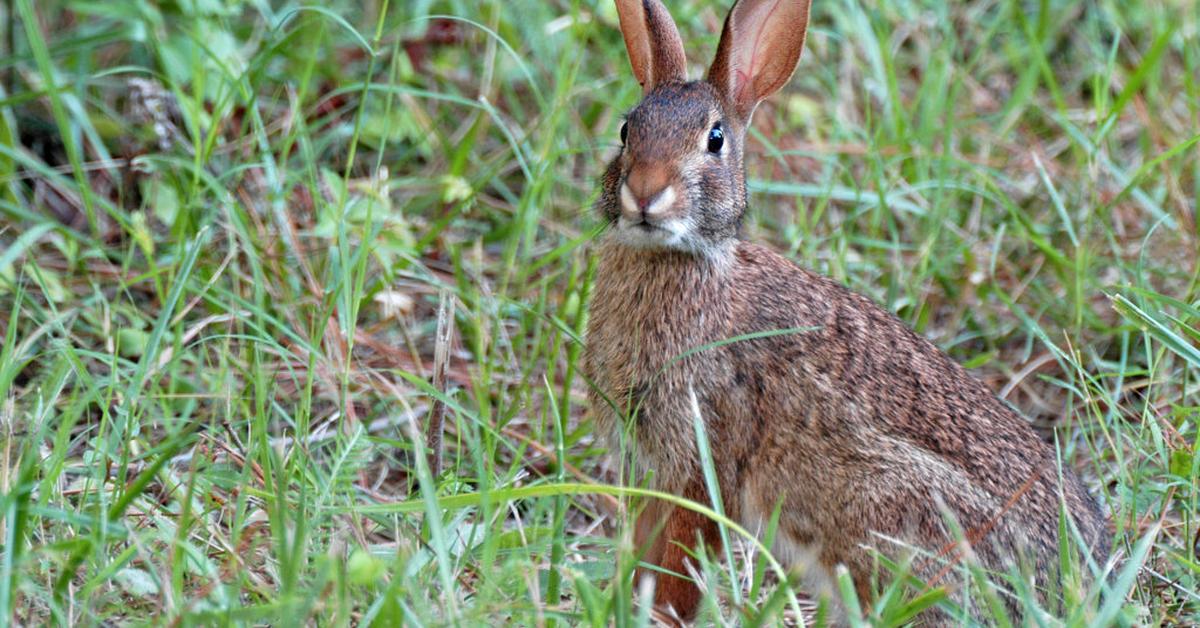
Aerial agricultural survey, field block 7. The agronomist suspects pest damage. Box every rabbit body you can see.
[588,239,1108,616]
[586,0,1109,620]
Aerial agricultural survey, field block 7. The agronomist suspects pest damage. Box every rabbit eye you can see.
[620,122,628,144]
[707,123,724,153]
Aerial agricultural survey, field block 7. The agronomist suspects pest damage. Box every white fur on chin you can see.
[607,218,734,263]
[613,215,692,249]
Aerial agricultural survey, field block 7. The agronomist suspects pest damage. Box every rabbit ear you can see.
[614,0,688,91]
[707,0,811,121]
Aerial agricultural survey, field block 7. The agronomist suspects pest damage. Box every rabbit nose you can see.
[621,165,677,221]
[620,183,677,221]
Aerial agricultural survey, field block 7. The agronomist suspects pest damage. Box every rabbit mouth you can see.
[617,215,674,233]
[612,214,693,249]
[613,181,695,248]
[630,220,663,232]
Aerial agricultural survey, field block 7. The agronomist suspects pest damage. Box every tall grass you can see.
[0,0,1197,624]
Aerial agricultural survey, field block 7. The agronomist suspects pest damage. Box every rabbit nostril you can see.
[619,179,676,222]
[637,187,676,218]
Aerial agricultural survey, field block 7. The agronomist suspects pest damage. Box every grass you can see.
[0,0,1197,624]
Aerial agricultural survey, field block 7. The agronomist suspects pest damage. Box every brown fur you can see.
[587,0,1109,622]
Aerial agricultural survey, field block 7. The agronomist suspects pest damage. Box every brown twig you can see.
[921,468,1042,592]
[427,290,454,477]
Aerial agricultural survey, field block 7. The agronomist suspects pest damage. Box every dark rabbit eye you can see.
[707,123,724,153]
[620,121,628,144]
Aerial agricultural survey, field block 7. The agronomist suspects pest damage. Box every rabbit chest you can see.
[584,245,745,486]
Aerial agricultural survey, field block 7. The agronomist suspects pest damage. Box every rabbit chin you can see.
[611,216,707,253]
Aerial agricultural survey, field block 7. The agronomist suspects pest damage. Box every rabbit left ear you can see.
[707,0,812,122]
[614,0,688,92]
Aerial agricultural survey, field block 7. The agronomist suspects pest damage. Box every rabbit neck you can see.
[589,241,738,375]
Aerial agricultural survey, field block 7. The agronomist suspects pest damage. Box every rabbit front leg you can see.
[633,481,722,621]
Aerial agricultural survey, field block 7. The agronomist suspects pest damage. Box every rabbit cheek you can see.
[595,157,625,223]
[691,165,741,242]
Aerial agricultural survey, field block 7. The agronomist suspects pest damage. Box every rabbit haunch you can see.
[584,0,1109,621]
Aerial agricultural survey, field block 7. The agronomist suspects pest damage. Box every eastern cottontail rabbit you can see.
[584,0,1109,621]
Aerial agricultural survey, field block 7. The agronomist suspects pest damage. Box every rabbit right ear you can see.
[707,0,812,122]
[614,0,687,91]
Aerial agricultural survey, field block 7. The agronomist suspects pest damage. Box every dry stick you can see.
[494,424,622,512]
[427,290,454,478]
[921,469,1041,594]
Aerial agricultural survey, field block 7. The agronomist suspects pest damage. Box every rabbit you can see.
[584,0,1110,622]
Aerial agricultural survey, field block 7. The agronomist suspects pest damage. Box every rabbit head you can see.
[596,0,812,256]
